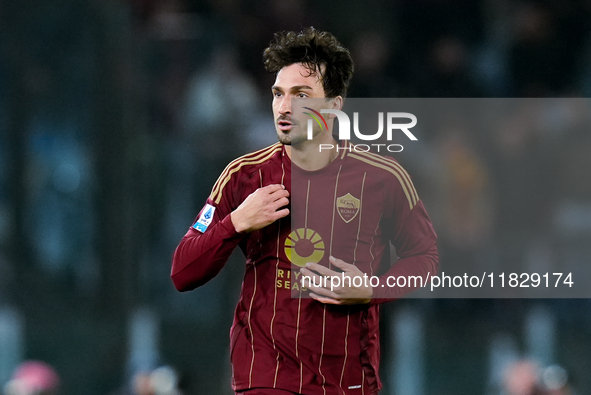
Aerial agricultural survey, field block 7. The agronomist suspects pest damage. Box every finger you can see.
[305,262,339,277]
[265,183,288,193]
[270,197,289,208]
[309,292,342,305]
[302,273,345,298]
[305,282,339,298]
[299,270,340,295]
[299,268,325,286]
[262,184,285,194]
[329,256,354,271]
[307,284,340,298]
[270,188,290,200]
[271,208,290,220]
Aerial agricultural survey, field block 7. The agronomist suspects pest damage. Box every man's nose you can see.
[279,96,291,114]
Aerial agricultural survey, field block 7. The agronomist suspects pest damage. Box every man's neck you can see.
[284,137,339,171]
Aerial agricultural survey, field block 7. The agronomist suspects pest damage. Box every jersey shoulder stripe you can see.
[348,151,419,210]
[352,150,419,205]
[210,143,281,198]
[349,150,419,208]
[210,143,282,204]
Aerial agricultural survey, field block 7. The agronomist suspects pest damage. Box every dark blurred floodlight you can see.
[53,163,81,194]
[151,13,201,40]
[127,307,159,375]
[0,308,24,386]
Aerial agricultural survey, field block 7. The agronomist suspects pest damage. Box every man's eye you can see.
[273,91,282,97]
[297,93,308,98]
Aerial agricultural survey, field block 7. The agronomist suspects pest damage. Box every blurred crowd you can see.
[1,358,575,395]
[3,361,59,395]
[2,362,185,395]
[501,360,572,395]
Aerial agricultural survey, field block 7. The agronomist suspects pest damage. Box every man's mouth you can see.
[278,119,292,132]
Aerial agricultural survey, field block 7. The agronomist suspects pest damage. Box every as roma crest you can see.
[337,193,360,223]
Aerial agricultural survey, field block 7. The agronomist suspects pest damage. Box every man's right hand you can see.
[230,184,290,233]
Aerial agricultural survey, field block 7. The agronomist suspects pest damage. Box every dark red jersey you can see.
[171,142,438,395]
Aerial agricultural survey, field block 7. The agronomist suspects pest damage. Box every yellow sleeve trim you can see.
[348,152,419,210]
[210,144,282,205]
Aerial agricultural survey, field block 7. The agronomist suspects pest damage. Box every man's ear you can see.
[332,96,343,111]
[324,96,343,120]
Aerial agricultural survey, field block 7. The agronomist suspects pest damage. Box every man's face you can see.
[272,63,329,145]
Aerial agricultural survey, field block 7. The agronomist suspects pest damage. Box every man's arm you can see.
[369,199,438,303]
[171,184,290,292]
[171,208,243,292]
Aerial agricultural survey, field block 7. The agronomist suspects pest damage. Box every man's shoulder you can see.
[344,148,419,209]
[209,143,283,204]
[227,143,283,170]
[344,148,406,178]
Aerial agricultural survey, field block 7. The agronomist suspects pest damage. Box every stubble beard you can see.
[277,131,307,146]
[277,122,323,146]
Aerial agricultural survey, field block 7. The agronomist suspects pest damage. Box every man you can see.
[171,27,438,395]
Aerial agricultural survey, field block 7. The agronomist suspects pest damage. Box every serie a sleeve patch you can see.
[192,204,216,233]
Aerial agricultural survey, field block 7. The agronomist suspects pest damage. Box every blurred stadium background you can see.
[1,0,591,394]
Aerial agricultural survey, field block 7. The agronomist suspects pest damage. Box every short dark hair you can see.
[263,27,354,98]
